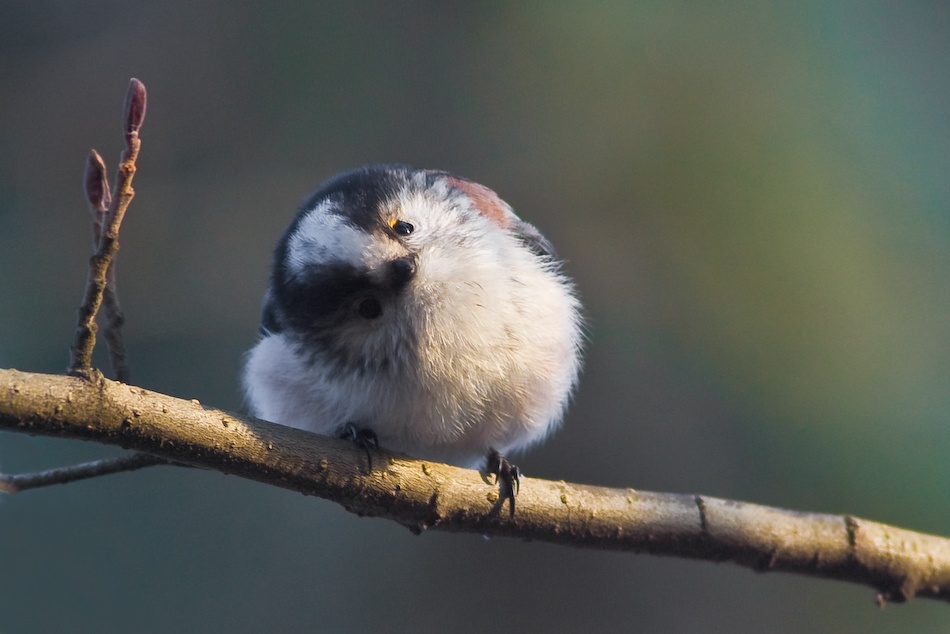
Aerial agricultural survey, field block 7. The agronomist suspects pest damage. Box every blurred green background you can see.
[1,2,949,632]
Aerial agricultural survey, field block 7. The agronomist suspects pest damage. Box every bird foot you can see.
[338,423,379,471]
[486,448,521,516]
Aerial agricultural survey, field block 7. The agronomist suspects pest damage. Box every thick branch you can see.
[2,368,949,605]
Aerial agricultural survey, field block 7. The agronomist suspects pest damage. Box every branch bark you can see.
[2,367,949,606]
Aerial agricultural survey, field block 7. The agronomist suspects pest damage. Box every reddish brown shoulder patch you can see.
[444,176,514,229]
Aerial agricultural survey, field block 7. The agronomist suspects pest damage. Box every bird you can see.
[243,164,583,511]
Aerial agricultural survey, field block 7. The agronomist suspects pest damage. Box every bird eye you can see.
[393,220,414,236]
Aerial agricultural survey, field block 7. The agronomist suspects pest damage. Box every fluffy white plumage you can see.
[243,165,582,468]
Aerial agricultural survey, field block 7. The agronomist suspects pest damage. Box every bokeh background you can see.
[2,2,949,632]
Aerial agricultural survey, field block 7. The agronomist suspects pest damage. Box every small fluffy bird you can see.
[243,165,583,487]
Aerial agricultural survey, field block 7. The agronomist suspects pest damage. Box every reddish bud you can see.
[83,149,111,212]
[123,78,147,134]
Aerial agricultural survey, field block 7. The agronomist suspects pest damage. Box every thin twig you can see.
[69,78,146,379]
[1,368,949,606]
[82,150,130,382]
[101,275,129,381]
[0,452,172,494]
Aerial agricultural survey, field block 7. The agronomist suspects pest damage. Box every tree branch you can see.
[9,76,949,615]
[69,78,145,379]
[0,451,171,494]
[82,149,131,382]
[2,367,948,606]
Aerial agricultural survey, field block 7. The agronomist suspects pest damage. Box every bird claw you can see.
[486,448,520,516]
[339,422,379,471]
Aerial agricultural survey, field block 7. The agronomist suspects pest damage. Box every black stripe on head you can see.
[263,165,421,335]
[298,164,417,232]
